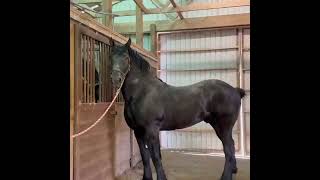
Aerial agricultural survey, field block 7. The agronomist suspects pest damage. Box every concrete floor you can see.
[117,150,250,180]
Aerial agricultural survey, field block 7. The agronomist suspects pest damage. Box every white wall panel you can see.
[159,28,245,153]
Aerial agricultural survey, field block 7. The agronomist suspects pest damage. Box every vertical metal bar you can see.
[91,38,95,103]
[86,36,90,103]
[88,37,91,103]
[106,44,109,102]
[89,37,92,103]
[99,42,102,103]
[83,35,87,103]
[101,43,105,102]
[107,45,112,102]
[80,35,83,103]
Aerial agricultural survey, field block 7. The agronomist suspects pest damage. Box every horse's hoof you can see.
[142,178,152,180]
[232,167,238,174]
[220,175,232,180]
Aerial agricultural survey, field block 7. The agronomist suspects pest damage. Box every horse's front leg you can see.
[145,129,167,180]
[134,130,153,180]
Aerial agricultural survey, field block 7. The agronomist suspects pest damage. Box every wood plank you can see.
[114,13,250,33]
[136,0,143,47]
[158,47,238,53]
[178,0,250,12]
[150,24,157,55]
[70,6,158,66]
[70,22,75,180]
[114,0,250,16]
[169,0,184,19]
[133,0,148,13]
[73,23,81,180]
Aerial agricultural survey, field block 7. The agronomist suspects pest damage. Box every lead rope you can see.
[71,63,130,139]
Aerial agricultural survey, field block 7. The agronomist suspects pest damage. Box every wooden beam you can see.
[178,0,249,12]
[153,0,171,8]
[133,0,149,13]
[150,24,157,55]
[169,0,184,20]
[114,13,250,33]
[102,0,112,28]
[136,0,143,47]
[77,0,102,3]
[114,0,250,16]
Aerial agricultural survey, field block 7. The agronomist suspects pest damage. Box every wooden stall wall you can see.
[74,104,116,180]
[73,21,117,180]
[114,103,141,177]
[114,103,131,177]
[71,6,158,180]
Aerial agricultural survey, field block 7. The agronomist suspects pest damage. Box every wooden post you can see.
[169,0,184,19]
[150,24,157,55]
[136,0,143,47]
[73,23,81,180]
[102,0,113,28]
[70,22,75,180]
[237,28,245,158]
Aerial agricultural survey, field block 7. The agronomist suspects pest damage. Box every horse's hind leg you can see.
[210,115,238,180]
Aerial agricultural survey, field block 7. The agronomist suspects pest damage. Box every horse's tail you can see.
[235,88,246,98]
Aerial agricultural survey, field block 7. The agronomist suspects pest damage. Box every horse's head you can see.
[110,38,131,88]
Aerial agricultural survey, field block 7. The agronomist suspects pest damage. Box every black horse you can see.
[110,38,245,180]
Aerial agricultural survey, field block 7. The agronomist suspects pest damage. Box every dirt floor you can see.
[117,150,250,180]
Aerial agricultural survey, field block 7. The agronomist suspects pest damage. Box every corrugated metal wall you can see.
[158,27,250,157]
[159,28,241,153]
[243,28,250,156]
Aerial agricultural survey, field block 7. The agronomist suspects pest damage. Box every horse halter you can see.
[111,57,131,83]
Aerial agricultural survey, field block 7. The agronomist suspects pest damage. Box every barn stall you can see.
[70,0,250,180]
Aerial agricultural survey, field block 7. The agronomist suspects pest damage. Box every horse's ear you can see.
[126,38,131,48]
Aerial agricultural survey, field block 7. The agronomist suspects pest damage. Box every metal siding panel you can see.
[244,71,250,89]
[159,27,246,152]
[243,28,250,156]
[243,51,250,69]
[243,29,250,48]
[245,113,250,154]
[243,92,250,112]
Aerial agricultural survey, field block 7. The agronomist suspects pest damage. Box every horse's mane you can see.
[127,47,166,84]
[128,47,151,73]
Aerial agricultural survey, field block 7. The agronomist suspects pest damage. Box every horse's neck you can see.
[121,65,153,102]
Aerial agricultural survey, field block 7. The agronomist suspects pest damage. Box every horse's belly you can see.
[160,110,205,131]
